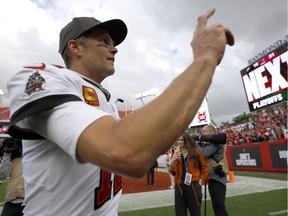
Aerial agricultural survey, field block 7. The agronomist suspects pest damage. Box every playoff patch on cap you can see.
[59,17,128,56]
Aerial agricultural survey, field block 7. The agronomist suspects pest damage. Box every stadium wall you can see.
[226,139,287,172]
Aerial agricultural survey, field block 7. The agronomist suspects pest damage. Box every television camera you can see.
[193,133,227,145]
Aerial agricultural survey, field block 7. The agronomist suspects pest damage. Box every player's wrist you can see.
[193,56,218,70]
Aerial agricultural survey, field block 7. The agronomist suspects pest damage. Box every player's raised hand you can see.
[191,8,235,65]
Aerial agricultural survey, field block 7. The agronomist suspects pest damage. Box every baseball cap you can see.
[59,17,128,56]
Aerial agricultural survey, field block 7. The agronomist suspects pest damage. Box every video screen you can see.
[240,42,287,112]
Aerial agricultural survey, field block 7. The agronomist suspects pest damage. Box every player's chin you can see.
[108,68,115,76]
[104,68,115,78]
[107,63,115,73]
[103,64,115,73]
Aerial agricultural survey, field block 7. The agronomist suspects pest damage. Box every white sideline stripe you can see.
[269,210,288,215]
[119,176,288,212]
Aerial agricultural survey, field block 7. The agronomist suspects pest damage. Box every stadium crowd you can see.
[218,106,287,145]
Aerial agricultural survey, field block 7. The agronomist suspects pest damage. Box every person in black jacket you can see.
[147,160,158,186]
[196,125,229,216]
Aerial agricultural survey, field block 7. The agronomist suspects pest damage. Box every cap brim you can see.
[90,19,127,46]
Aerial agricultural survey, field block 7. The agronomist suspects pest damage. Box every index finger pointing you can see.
[196,8,216,30]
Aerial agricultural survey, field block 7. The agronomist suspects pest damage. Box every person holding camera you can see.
[169,131,208,216]
[196,125,229,216]
[0,138,24,216]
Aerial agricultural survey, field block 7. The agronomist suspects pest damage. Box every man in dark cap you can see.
[7,8,234,215]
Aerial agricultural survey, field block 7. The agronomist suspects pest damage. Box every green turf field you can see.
[119,171,287,216]
[0,179,9,204]
[119,189,287,216]
[1,171,287,215]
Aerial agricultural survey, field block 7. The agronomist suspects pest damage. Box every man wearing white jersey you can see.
[7,8,234,216]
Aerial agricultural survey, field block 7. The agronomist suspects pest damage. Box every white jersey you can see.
[7,63,122,216]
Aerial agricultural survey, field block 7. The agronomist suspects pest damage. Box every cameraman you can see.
[0,138,24,216]
[196,125,229,216]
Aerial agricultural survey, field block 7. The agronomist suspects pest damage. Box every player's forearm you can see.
[76,58,215,177]
[91,57,217,177]
[125,57,216,142]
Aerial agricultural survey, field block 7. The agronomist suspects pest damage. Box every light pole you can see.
[135,88,161,106]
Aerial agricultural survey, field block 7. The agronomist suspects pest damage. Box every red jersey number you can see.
[94,170,122,210]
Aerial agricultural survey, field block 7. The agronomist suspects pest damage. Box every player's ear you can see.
[67,39,83,57]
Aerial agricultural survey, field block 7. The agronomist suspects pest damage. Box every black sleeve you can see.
[8,94,82,140]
